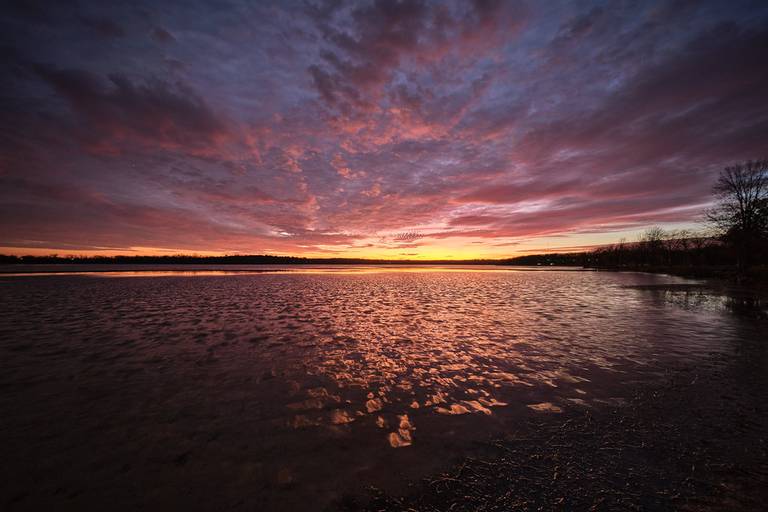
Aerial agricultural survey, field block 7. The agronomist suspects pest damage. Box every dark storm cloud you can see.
[34,66,229,154]
[79,16,125,39]
[150,27,175,44]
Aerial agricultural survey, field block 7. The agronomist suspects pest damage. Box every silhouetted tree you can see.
[637,226,666,265]
[708,160,768,270]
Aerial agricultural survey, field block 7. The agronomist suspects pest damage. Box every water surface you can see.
[0,267,761,510]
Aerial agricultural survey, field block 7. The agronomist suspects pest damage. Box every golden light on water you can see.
[0,266,547,278]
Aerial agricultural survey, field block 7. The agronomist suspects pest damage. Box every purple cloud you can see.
[0,0,766,257]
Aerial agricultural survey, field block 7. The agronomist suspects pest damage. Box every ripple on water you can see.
[0,268,748,511]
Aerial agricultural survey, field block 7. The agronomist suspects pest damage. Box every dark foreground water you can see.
[0,266,765,510]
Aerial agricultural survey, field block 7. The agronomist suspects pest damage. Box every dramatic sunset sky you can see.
[1,1,767,258]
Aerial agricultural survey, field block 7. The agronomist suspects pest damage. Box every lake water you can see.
[0,266,762,510]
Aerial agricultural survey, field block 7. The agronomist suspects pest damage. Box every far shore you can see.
[2,258,766,285]
[3,253,766,297]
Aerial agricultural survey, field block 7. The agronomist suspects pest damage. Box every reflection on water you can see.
[0,270,281,277]
[625,283,768,319]
[527,402,563,413]
[0,268,761,510]
[0,264,569,278]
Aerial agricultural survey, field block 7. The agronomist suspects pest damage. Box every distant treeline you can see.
[584,228,735,269]
[495,230,741,270]
[0,228,761,274]
[0,235,731,269]
[497,253,585,266]
[0,253,544,266]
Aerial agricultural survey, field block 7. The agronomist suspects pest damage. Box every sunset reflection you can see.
[1,267,759,511]
[0,265,531,278]
[2,267,736,457]
[68,267,736,455]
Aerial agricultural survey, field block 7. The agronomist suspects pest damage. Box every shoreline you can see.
[340,348,768,511]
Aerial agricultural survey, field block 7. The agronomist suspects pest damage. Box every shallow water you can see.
[0,267,762,510]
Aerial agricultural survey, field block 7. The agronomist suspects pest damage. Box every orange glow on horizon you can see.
[0,244,568,260]
[0,222,699,260]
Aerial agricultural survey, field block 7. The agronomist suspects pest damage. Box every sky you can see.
[1,0,767,259]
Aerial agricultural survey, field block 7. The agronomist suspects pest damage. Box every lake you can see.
[0,266,765,510]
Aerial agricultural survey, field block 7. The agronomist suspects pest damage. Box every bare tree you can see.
[707,160,768,269]
[637,226,666,265]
